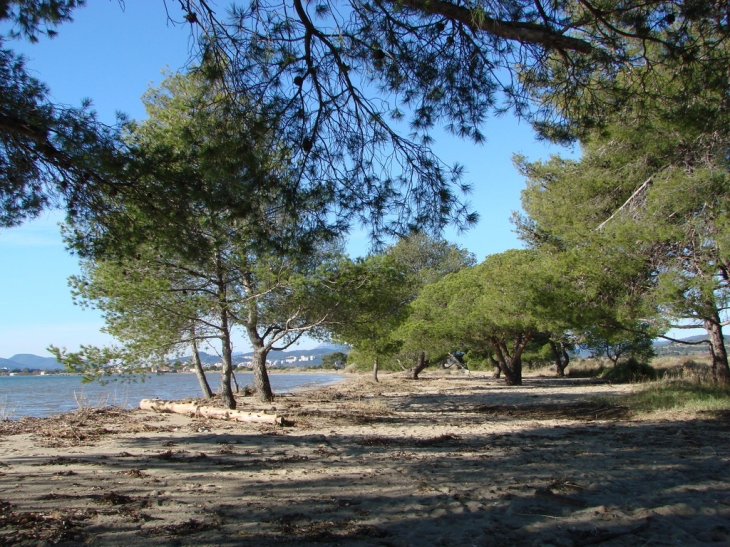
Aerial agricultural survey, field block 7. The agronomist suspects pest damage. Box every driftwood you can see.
[140,399,284,425]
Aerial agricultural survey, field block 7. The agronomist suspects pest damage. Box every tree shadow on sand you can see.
[0,377,728,546]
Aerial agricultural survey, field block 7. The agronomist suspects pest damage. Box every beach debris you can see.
[572,517,652,546]
[534,487,588,508]
[139,399,284,425]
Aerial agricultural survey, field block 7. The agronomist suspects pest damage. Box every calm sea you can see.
[0,372,343,419]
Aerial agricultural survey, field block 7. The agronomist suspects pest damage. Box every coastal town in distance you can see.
[0,345,348,376]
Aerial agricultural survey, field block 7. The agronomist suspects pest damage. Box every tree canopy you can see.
[407,249,577,384]
[0,1,129,229]
[516,77,730,384]
[7,1,730,252]
[170,0,730,241]
[324,253,412,381]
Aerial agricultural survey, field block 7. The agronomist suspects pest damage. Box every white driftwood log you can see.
[140,399,283,425]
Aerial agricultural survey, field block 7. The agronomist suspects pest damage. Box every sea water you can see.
[0,372,342,419]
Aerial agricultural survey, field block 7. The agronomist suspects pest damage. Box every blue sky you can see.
[0,1,577,357]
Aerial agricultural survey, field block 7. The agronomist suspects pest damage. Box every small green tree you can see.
[581,328,656,366]
[325,255,411,382]
[321,351,348,370]
[59,70,354,406]
[409,249,577,385]
[386,233,475,378]
[51,247,225,398]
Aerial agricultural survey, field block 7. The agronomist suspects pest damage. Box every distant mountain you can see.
[1,354,63,370]
[654,334,729,346]
[0,357,22,369]
[261,345,350,367]
[653,335,728,357]
[171,345,349,368]
[171,351,223,365]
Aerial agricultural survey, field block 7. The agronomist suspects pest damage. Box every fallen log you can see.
[140,399,284,425]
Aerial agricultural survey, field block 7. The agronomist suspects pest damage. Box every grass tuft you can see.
[610,380,730,415]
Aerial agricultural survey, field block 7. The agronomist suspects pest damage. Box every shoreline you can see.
[0,367,345,377]
[0,371,347,421]
[0,371,728,546]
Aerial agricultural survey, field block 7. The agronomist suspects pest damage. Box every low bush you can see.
[658,359,715,383]
[600,358,657,383]
[619,381,730,414]
[566,358,605,378]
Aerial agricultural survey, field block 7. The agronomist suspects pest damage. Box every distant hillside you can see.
[0,357,21,369]
[653,335,728,357]
[171,345,348,368]
[0,354,63,370]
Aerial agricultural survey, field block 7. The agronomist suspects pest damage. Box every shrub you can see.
[600,358,657,383]
[619,381,730,413]
[663,359,715,383]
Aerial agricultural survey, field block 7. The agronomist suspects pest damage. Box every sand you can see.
[0,370,729,546]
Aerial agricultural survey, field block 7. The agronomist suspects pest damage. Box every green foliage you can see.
[0,47,127,229]
[6,1,730,250]
[179,0,730,247]
[325,254,411,366]
[2,1,84,41]
[386,232,476,289]
[66,69,330,260]
[517,64,730,384]
[321,351,348,370]
[608,381,730,414]
[581,329,656,365]
[406,248,579,383]
[600,358,657,383]
[57,71,357,403]
[384,233,475,371]
[0,1,137,229]
[48,344,155,384]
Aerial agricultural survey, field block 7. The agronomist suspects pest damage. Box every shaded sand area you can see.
[0,372,729,546]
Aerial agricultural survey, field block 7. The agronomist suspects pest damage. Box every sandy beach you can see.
[0,370,728,546]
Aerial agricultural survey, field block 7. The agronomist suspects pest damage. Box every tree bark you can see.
[501,356,522,386]
[492,333,532,386]
[372,357,379,383]
[140,399,283,424]
[549,339,569,378]
[219,324,236,409]
[488,354,501,378]
[190,338,213,398]
[408,350,429,380]
[251,346,275,402]
[560,342,571,375]
[396,0,593,53]
[704,316,730,387]
[215,250,236,410]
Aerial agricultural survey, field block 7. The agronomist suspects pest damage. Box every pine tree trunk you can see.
[560,341,570,375]
[215,253,236,410]
[219,327,236,409]
[408,351,429,380]
[501,357,523,386]
[190,339,213,399]
[489,354,501,378]
[704,317,730,387]
[549,340,569,377]
[252,348,275,402]
[372,357,379,383]
[492,334,531,386]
